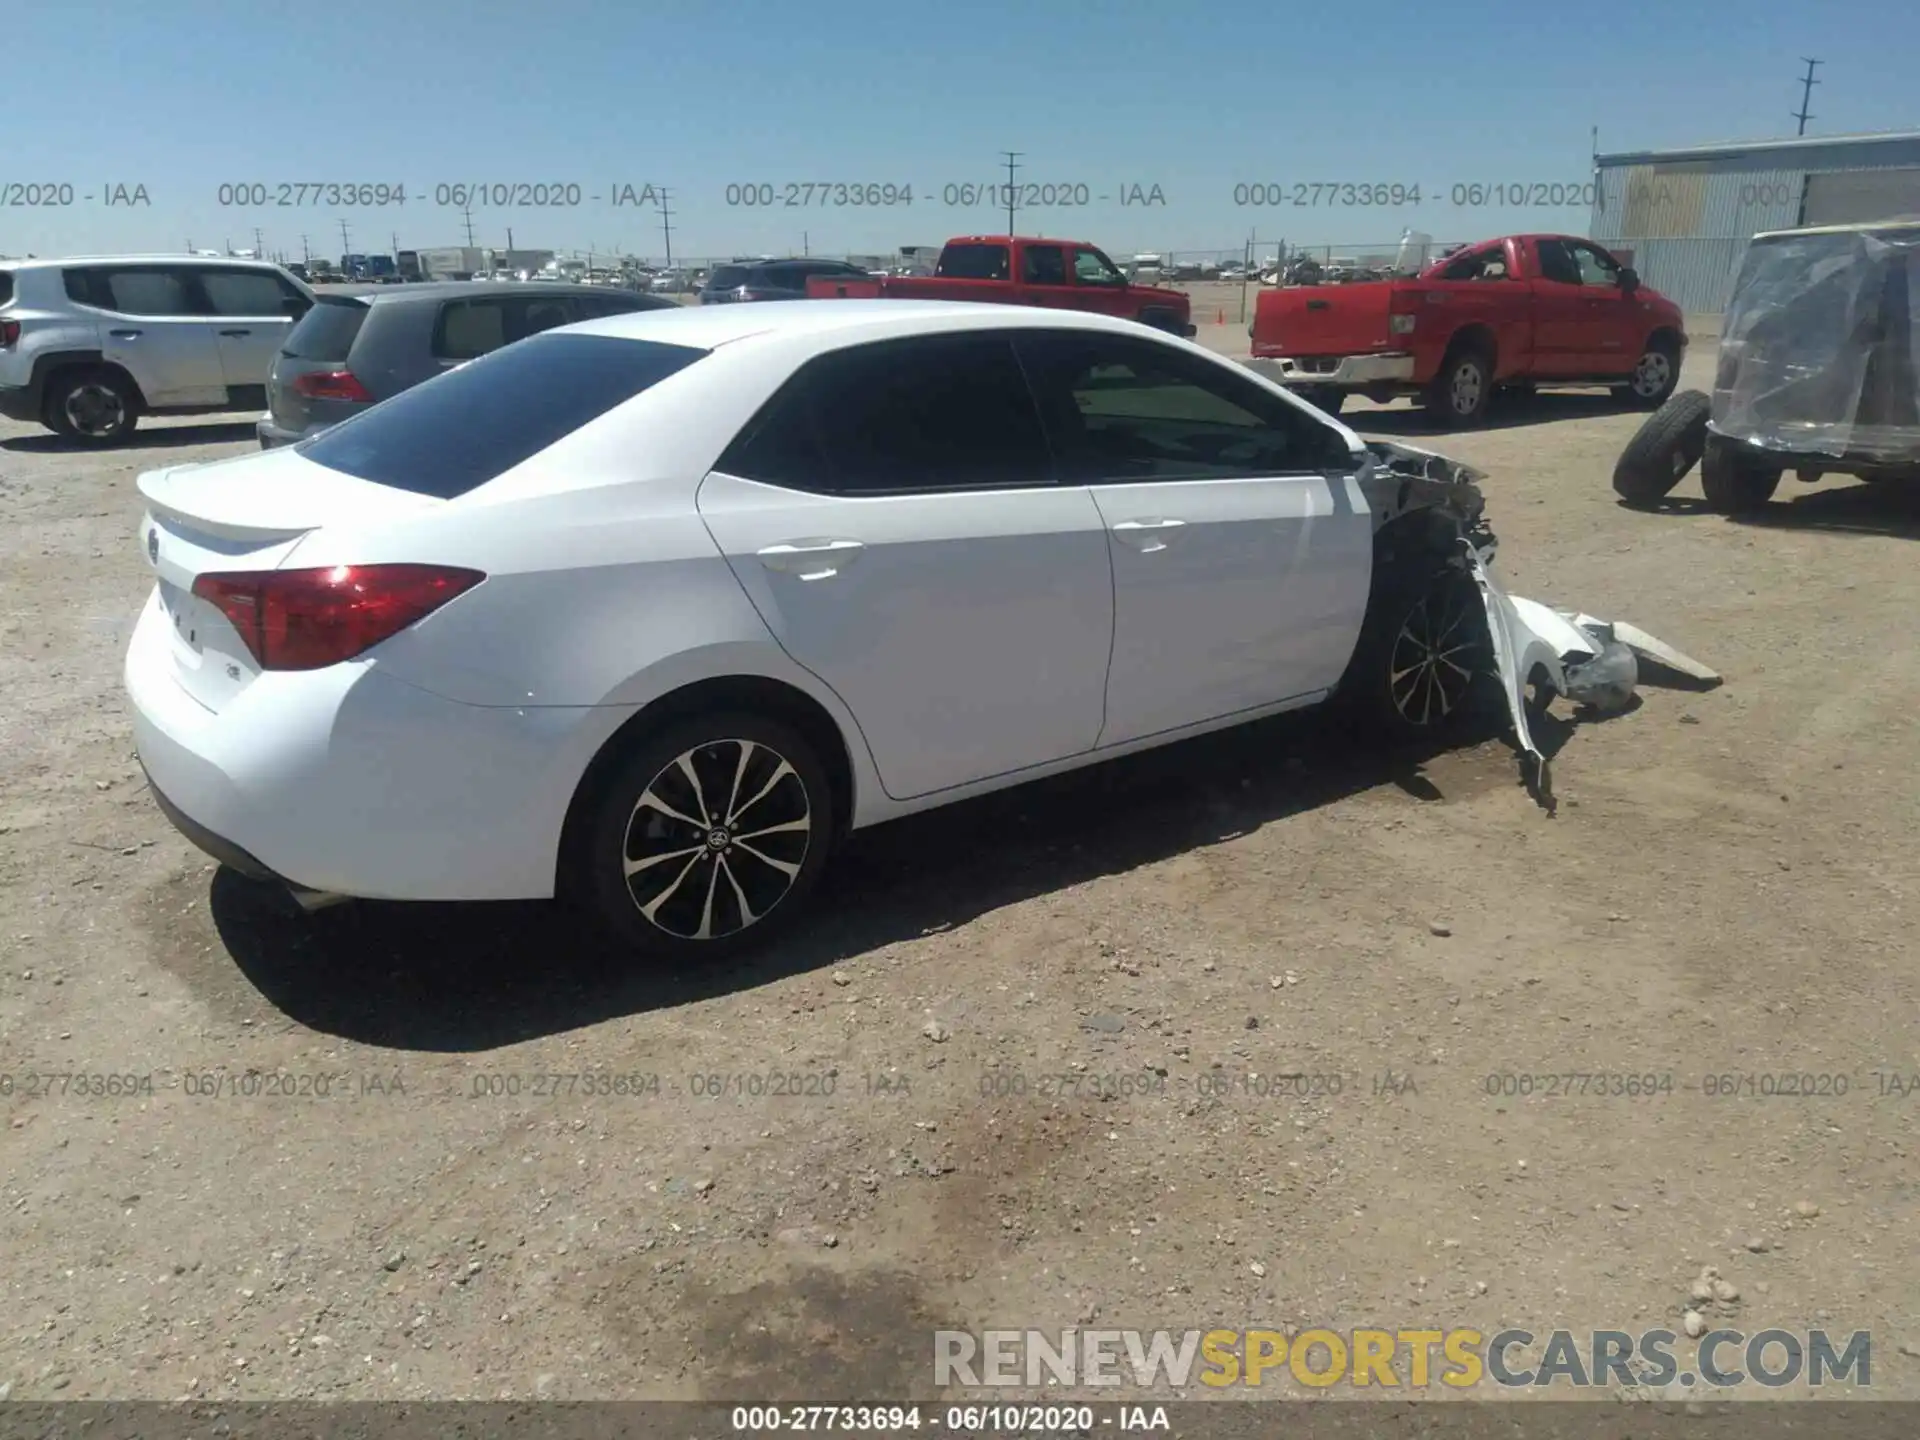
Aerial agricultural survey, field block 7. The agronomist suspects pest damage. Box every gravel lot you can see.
[2,331,1917,1405]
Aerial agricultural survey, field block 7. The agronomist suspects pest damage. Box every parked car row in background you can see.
[0,252,680,444]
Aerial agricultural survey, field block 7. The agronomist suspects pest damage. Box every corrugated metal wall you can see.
[1589,138,1920,311]
[1591,166,1805,243]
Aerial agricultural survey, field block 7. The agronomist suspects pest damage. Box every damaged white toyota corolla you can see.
[124,301,1713,960]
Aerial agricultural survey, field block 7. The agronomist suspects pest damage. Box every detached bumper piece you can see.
[1464,543,1720,811]
[143,767,349,912]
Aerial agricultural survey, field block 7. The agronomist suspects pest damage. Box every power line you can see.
[1793,58,1821,136]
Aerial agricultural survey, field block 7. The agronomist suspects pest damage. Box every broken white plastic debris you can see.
[1467,545,1718,807]
[1465,544,1568,798]
[1607,621,1722,685]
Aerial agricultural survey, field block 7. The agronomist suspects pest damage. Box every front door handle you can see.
[757,538,864,580]
[219,328,253,337]
[108,328,143,339]
[1111,518,1185,552]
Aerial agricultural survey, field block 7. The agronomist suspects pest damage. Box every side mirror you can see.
[1619,267,1640,294]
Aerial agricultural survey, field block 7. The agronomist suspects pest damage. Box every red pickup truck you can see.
[805,235,1196,337]
[1249,233,1686,426]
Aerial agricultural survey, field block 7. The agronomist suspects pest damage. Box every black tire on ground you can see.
[43,367,141,445]
[1699,433,1784,513]
[1295,385,1345,416]
[1423,344,1494,428]
[576,712,836,960]
[1338,540,1498,745]
[1612,389,1711,506]
[1137,308,1181,334]
[1614,333,1683,408]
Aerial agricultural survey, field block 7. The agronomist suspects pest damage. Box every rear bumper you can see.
[256,415,307,449]
[1248,352,1418,388]
[124,588,628,902]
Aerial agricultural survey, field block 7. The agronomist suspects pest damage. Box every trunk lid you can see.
[136,449,441,713]
[1252,281,1401,357]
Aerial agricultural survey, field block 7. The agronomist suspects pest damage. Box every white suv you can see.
[0,255,317,444]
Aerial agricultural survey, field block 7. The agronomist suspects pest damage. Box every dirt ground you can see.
[2,332,1918,1408]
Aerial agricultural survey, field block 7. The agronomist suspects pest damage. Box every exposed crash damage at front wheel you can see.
[1354,440,1721,810]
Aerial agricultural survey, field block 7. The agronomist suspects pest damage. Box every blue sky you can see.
[3,0,1914,264]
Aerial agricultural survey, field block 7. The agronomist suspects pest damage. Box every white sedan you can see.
[126,300,1522,959]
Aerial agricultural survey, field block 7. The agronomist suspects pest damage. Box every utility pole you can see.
[337,219,352,270]
[803,230,809,256]
[1793,58,1821,135]
[657,187,675,269]
[461,205,476,246]
[1001,151,1022,235]
[300,233,310,264]
[253,227,264,259]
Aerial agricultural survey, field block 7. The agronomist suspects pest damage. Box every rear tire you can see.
[575,713,835,961]
[1614,334,1682,408]
[1612,389,1710,506]
[1700,434,1783,513]
[44,367,141,445]
[1423,345,1493,428]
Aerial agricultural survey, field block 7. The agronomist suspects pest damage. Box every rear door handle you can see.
[108,328,142,339]
[756,538,864,579]
[219,328,252,337]
[1111,518,1185,552]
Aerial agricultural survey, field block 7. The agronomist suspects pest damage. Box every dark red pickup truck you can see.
[805,236,1196,336]
[1249,233,1686,426]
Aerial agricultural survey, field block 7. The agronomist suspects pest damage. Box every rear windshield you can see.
[936,244,1011,280]
[0,270,13,306]
[708,265,752,289]
[295,334,706,499]
[282,297,369,361]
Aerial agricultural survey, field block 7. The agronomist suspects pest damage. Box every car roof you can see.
[344,281,666,305]
[1,254,291,270]
[1752,217,1920,239]
[563,298,1173,349]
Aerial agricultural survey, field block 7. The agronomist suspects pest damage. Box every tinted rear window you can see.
[295,334,705,499]
[282,298,369,361]
[708,266,752,289]
[0,270,13,306]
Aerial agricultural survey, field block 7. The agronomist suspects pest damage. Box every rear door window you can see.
[432,295,584,359]
[0,270,14,306]
[281,298,369,360]
[65,266,201,315]
[296,334,706,498]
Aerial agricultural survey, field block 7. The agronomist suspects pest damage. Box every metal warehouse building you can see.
[1588,129,1920,313]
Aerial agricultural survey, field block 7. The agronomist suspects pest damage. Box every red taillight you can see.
[291,369,373,402]
[0,320,19,347]
[191,565,485,671]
